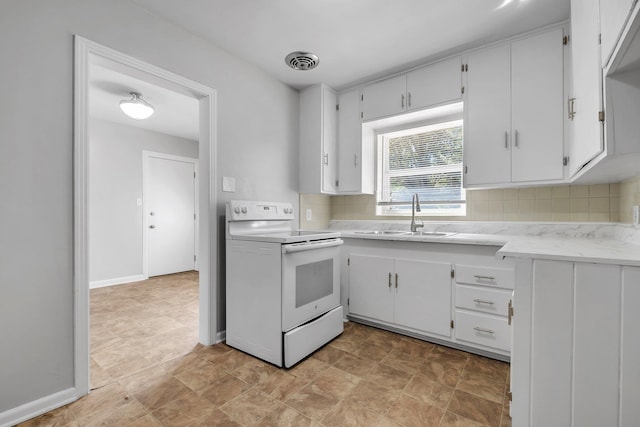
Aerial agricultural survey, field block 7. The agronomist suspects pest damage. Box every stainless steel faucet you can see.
[410,193,424,233]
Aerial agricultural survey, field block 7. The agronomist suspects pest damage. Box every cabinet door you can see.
[348,254,394,323]
[511,28,565,182]
[393,258,452,337]
[322,87,338,193]
[569,0,604,176]
[600,0,635,67]
[361,75,406,121]
[337,89,363,193]
[406,57,462,111]
[464,44,512,185]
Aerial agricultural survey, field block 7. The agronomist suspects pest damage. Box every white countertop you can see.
[328,220,640,267]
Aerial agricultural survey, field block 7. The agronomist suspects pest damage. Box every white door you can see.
[464,44,512,186]
[348,254,395,323]
[510,28,565,183]
[147,155,196,277]
[394,258,452,337]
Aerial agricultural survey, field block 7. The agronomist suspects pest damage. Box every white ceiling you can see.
[132,0,571,90]
[89,61,200,141]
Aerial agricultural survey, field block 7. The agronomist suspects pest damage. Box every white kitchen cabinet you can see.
[405,56,462,111]
[349,253,452,338]
[510,258,640,426]
[361,57,462,121]
[361,75,407,121]
[336,89,374,194]
[464,44,512,185]
[569,0,605,177]
[348,254,394,323]
[600,0,636,67]
[464,27,565,186]
[453,263,514,354]
[342,238,514,360]
[299,84,337,194]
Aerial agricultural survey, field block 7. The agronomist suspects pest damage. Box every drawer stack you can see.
[454,264,514,353]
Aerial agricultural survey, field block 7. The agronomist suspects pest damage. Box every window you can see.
[377,118,465,216]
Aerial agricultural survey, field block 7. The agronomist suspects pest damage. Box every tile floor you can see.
[20,271,512,427]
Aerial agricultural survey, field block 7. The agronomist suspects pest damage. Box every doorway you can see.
[144,152,199,277]
[74,36,218,398]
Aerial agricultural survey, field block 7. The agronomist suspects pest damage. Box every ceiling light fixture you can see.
[119,92,154,120]
[285,51,319,71]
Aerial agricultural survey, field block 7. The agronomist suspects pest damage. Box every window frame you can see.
[375,115,466,217]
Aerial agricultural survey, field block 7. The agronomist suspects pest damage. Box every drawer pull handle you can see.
[395,273,399,289]
[474,275,496,281]
[473,327,494,334]
[473,299,495,305]
[388,272,392,288]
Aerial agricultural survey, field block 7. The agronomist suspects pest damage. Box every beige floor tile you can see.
[343,379,401,415]
[448,390,502,427]
[219,388,279,425]
[321,399,383,426]
[17,406,79,427]
[151,390,216,426]
[256,369,309,401]
[253,404,318,427]
[230,357,278,386]
[285,385,340,421]
[310,343,349,365]
[132,376,193,411]
[440,411,489,426]
[365,363,413,390]
[403,374,455,408]
[385,394,445,427]
[333,353,378,378]
[287,357,331,382]
[199,374,252,406]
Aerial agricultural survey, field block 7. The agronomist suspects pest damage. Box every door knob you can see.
[149,225,155,229]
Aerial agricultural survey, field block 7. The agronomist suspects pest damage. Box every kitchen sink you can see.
[353,230,455,237]
[412,231,455,237]
[354,230,411,235]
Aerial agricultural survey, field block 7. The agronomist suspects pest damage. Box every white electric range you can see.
[225,200,344,368]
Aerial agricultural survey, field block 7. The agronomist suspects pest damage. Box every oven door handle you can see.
[282,239,343,253]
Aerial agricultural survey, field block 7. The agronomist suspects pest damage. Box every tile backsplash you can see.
[301,177,640,228]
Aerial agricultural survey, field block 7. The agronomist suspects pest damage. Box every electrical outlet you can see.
[633,205,640,227]
[306,208,312,221]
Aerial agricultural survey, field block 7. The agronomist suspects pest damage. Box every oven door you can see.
[281,239,343,332]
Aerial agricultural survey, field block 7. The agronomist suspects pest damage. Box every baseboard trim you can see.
[89,274,147,289]
[0,387,78,427]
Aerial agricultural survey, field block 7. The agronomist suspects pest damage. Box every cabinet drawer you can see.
[455,310,510,352]
[456,284,512,316]
[455,264,514,289]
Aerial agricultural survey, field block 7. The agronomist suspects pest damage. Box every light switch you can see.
[136,198,142,206]
[222,176,236,192]
[306,209,312,221]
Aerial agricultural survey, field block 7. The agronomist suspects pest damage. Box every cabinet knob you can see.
[401,93,405,109]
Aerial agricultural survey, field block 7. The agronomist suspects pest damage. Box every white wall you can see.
[89,119,198,285]
[0,0,299,415]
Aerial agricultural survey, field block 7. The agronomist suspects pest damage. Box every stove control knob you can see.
[241,207,247,214]
[234,207,241,214]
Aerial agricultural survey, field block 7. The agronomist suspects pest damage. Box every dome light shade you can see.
[119,92,154,120]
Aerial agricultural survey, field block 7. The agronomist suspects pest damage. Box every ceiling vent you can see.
[285,51,319,71]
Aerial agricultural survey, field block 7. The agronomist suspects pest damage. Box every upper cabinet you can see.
[464,27,566,187]
[569,0,605,177]
[600,0,637,67]
[299,84,338,194]
[405,57,463,112]
[361,57,462,121]
[337,89,374,194]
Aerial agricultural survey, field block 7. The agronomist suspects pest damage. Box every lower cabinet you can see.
[349,253,452,337]
[343,238,514,360]
[509,258,640,426]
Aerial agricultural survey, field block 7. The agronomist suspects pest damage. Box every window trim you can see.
[375,115,466,217]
